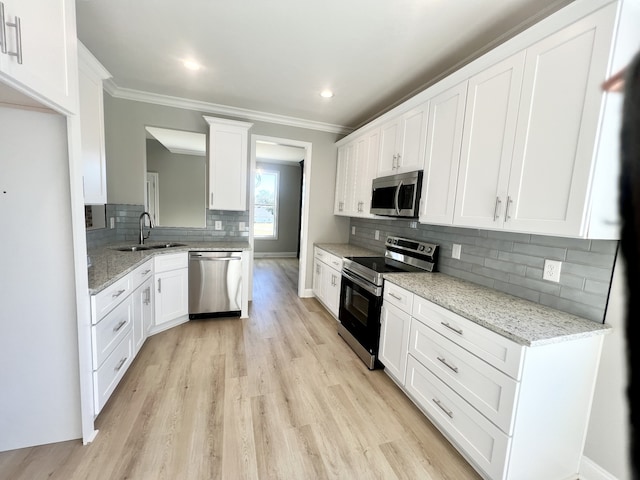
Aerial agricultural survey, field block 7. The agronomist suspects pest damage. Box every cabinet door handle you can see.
[112,289,126,299]
[437,356,459,373]
[210,192,214,205]
[432,398,454,418]
[493,197,502,221]
[113,320,127,333]
[114,356,128,372]
[392,154,397,169]
[144,287,150,305]
[0,3,7,54]
[505,196,513,221]
[157,278,162,293]
[396,153,401,168]
[5,15,22,64]
[440,321,463,335]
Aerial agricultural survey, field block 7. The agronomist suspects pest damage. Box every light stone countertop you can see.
[384,272,610,346]
[87,241,251,294]
[314,243,381,258]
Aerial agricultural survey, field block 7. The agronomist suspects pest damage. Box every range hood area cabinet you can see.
[78,42,111,205]
[0,0,77,114]
[203,116,253,211]
[335,0,637,240]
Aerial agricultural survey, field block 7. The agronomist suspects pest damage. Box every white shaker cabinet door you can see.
[379,302,411,384]
[420,81,468,225]
[453,51,526,230]
[505,4,617,236]
[154,268,188,326]
[0,0,77,114]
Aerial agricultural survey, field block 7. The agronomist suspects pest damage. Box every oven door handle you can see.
[342,270,381,296]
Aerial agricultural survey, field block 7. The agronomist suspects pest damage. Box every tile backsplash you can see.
[350,217,618,322]
[86,204,249,249]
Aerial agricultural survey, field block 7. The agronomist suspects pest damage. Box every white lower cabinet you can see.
[312,247,342,319]
[90,258,154,416]
[381,282,604,480]
[378,302,411,384]
[153,253,189,330]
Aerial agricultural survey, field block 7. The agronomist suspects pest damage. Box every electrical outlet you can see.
[239,221,245,231]
[543,259,562,282]
[351,226,356,235]
[409,221,417,229]
[375,230,380,240]
[452,244,461,259]
[215,220,222,231]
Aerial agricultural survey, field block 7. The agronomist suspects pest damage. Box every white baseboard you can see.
[299,288,314,298]
[580,456,618,480]
[253,252,297,258]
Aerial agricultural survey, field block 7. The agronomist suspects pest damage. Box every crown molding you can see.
[102,79,352,135]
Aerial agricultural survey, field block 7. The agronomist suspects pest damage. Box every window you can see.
[254,170,279,238]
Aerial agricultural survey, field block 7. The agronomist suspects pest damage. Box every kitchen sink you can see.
[147,243,186,249]
[113,245,150,252]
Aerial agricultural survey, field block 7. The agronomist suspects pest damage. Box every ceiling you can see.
[76,0,573,133]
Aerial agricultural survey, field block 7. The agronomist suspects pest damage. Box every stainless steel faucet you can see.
[139,212,153,244]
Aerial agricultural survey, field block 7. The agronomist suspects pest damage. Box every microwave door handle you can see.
[394,181,403,215]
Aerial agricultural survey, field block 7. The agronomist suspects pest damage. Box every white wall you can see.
[583,257,631,479]
[0,106,82,451]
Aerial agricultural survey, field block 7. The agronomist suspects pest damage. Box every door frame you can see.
[249,135,312,298]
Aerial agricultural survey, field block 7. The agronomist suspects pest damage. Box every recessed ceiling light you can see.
[183,59,202,71]
[320,90,334,98]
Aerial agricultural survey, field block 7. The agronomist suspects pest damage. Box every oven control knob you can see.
[426,247,432,253]
[419,245,425,251]
[387,238,392,244]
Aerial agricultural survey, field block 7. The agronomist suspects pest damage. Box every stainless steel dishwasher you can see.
[188,251,242,319]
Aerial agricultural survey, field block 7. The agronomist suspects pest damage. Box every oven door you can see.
[339,271,383,355]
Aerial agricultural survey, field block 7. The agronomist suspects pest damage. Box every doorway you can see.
[249,135,313,299]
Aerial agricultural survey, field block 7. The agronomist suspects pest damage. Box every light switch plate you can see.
[351,226,356,235]
[239,222,245,231]
[375,230,380,240]
[452,244,461,259]
[109,217,115,229]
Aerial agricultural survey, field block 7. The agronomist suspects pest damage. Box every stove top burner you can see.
[344,256,425,274]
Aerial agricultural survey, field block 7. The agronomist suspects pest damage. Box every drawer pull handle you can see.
[437,356,459,373]
[142,269,151,275]
[113,320,127,333]
[441,322,463,335]
[112,289,126,299]
[433,398,454,418]
[114,356,128,372]
[388,292,403,301]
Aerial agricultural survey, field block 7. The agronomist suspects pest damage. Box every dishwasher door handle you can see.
[192,257,241,262]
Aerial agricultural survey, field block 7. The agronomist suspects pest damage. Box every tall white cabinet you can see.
[78,42,111,205]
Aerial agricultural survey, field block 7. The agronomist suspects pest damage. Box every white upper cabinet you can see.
[419,81,468,225]
[453,52,526,230]
[506,3,618,237]
[334,128,379,218]
[78,42,111,205]
[377,102,428,177]
[204,116,253,211]
[0,0,77,114]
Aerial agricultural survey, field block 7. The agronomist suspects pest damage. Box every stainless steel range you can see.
[338,236,438,369]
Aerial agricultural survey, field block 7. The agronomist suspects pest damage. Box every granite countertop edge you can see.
[87,241,251,294]
[383,272,611,347]
[314,243,381,258]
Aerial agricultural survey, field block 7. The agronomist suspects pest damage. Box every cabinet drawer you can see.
[409,318,519,434]
[405,355,509,480]
[93,331,133,415]
[130,260,154,289]
[383,282,414,313]
[154,252,188,273]
[92,295,133,368]
[412,296,524,379]
[91,275,131,323]
[314,247,343,271]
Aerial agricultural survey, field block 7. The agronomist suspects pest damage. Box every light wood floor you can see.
[0,258,481,479]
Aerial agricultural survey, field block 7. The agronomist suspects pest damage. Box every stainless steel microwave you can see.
[370,170,423,218]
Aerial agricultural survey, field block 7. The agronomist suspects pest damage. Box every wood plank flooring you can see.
[0,258,481,479]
